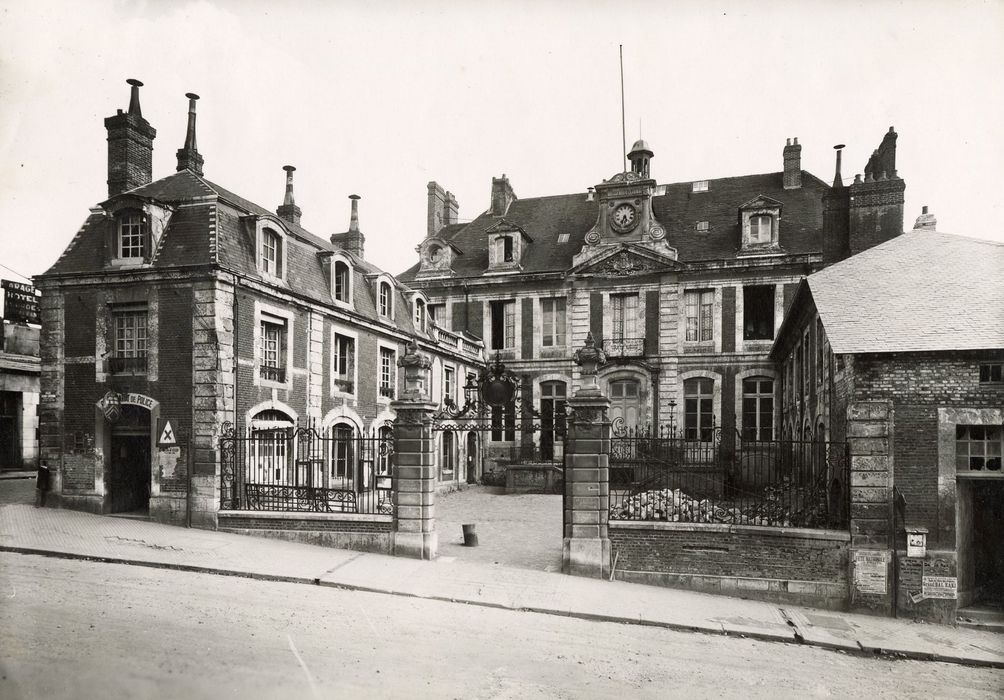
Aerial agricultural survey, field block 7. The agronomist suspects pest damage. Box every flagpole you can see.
[620,45,627,172]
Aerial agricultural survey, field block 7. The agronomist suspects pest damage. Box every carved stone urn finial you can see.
[398,338,433,400]
[574,331,607,397]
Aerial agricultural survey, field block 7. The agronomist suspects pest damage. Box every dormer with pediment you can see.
[416,236,463,279]
[240,213,291,284]
[738,194,783,257]
[485,218,532,273]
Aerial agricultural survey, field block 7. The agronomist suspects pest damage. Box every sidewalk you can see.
[1,503,1001,668]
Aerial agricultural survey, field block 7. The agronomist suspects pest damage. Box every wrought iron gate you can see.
[219,420,394,514]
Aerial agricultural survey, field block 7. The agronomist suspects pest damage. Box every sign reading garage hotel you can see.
[2,280,40,324]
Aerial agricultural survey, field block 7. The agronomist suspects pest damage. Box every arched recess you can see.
[601,366,652,430]
[735,367,780,441]
[679,370,723,441]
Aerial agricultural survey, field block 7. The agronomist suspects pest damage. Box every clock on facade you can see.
[611,202,638,233]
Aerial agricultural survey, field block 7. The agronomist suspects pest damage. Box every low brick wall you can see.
[610,521,850,609]
[218,511,394,555]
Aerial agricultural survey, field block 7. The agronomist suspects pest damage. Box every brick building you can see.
[35,80,483,528]
[399,129,906,461]
[772,224,1004,621]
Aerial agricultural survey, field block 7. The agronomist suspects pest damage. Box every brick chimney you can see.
[445,191,459,227]
[276,165,302,225]
[427,181,447,237]
[175,93,204,176]
[848,127,905,255]
[104,78,157,197]
[490,174,516,216]
[913,205,937,231]
[330,195,365,259]
[783,137,802,189]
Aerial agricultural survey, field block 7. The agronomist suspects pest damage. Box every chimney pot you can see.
[922,205,928,214]
[913,205,937,231]
[832,144,846,188]
[276,165,302,225]
[793,137,798,145]
[176,91,204,176]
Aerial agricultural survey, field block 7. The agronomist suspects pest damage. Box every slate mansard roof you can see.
[41,170,423,334]
[774,230,1004,356]
[398,170,831,281]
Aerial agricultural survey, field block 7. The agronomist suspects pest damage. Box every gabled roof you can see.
[790,231,1004,355]
[398,170,829,281]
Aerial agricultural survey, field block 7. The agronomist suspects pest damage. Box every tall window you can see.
[816,319,825,385]
[261,229,282,276]
[684,378,714,441]
[260,316,286,382]
[743,285,775,341]
[749,214,773,243]
[118,212,145,259]
[379,347,396,399]
[611,293,638,340]
[332,423,355,481]
[441,430,455,480]
[444,366,456,404]
[333,261,350,303]
[489,299,516,350]
[414,299,426,331]
[742,377,774,441]
[428,303,446,328]
[956,425,1003,472]
[685,290,714,343]
[495,235,514,263]
[112,307,148,374]
[379,282,392,318]
[541,297,566,347]
[333,333,355,394]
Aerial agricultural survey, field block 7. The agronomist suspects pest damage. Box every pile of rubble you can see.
[609,486,823,527]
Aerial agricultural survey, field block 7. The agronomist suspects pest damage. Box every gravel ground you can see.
[435,485,563,571]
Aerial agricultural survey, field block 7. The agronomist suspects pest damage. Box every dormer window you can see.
[334,260,350,303]
[118,212,146,259]
[414,297,427,331]
[738,195,783,254]
[749,215,773,243]
[502,236,514,262]
[485,219,530,272]
[379,281,392,318]
[262,229,281,275]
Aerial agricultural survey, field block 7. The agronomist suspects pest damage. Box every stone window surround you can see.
[329,322,358,398]
[330,252,354,309]
[483,296,519,356]
[95,290,159,384]
[442,361,457,406]
[374,274,396,321]
[739,204,781,253]
[680,286,721,352]
[941,407,1004,482]
[603,289,646,345]
[410,291,429,333]
[734,367,781,441]
[536,294,569,356]
[600,366,653,429]
[254,301,294,391]
[734,283,784,352]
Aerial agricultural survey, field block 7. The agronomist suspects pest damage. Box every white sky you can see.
[1,0,1002,306]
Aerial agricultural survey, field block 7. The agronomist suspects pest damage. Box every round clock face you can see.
[611,203,638,233]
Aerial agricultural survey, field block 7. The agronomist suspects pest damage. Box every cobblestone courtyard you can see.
[434,485,563,571]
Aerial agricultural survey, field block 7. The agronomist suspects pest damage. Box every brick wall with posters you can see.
[609,522,850,609]
[850,349,1004,547]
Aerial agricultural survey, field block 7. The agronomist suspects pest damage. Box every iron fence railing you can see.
[219,421,394,515]
[604,337,645,358]
[608,426,849,529]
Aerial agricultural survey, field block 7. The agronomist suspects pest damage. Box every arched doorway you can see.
[108,404,151,513]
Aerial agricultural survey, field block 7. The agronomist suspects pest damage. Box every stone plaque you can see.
[853,550,890,595]
[922,575,957,599]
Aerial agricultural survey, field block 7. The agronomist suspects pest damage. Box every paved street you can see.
[435,486,562,571]
[0,477,33,506]
[3,553,1001,700]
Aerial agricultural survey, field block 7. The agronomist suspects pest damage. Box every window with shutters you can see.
[684,290,714,343]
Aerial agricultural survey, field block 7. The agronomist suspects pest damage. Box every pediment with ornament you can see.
[569,244,684,278]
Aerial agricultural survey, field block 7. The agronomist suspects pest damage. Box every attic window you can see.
[117,211,146,260]
[261,228,283,277]
[558,233,570,243]
[696,221,709,232]
[379,281,392,318]
[692,180,708,193]
[749,215,773,243]
[333,259,351,304]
